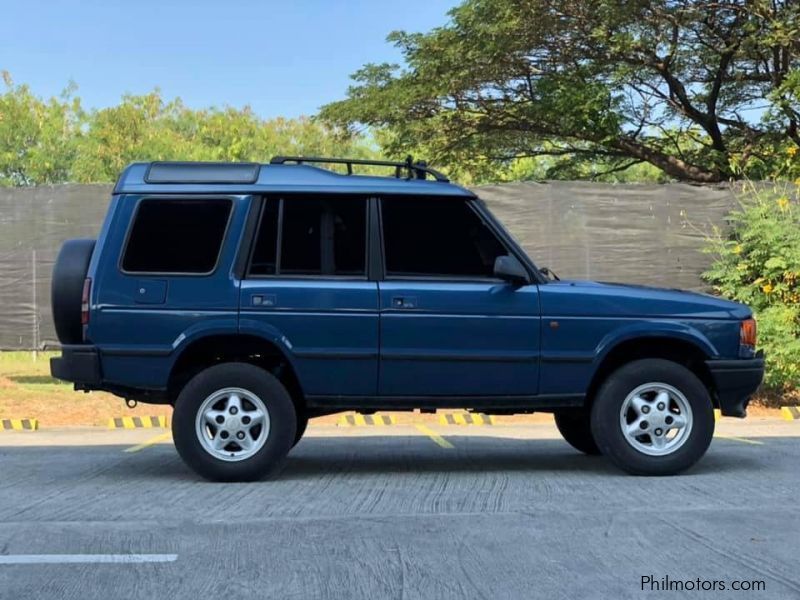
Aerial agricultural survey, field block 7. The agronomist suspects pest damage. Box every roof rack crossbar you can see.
[269,155,449,182]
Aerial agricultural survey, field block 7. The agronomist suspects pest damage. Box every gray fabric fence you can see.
[0,181,739,350]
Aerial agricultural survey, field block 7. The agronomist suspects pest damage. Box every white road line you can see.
[0,554,177,565]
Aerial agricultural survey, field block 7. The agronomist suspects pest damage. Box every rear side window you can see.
[122,198,232,274]
[249,199,279,275]
[381,198,507,277]
[249,197,367,277]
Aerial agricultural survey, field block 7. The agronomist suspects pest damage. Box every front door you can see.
[239,195,379,397]
[377,197,540,397]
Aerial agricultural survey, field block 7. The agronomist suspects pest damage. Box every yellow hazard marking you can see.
[714,409,721,421]
[439,412,494,426]
[124,432,172,453]
[108,416,170,429]
[415,424,454,449]
[780,406,800,421]
[0,418,39,431]
[336,414,396,427]
[715,434,763,445]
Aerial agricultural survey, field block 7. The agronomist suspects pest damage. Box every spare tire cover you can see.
[51,239,96,345]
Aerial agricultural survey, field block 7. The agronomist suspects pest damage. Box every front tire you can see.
[172,362,296,482]
[590,359,714,476]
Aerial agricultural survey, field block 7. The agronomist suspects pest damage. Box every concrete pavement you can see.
[0,419,798,599]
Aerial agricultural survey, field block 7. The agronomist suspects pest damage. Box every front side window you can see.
[122,198,231,273]
[381,198,507,277]
[249,196,367,277]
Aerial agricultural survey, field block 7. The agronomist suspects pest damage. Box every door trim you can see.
[292,349,379,360]
[306,393,583,410]
[381,350,538,362]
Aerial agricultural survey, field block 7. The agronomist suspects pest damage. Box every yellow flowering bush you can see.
[704,185,800,391]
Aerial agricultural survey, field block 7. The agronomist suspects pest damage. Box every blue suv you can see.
[50,157,764,481]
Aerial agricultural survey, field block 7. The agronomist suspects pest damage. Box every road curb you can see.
[337,414,396,426]
[108,416,170,429]
[780,406,800,421]
[1,418,39,431]
[439,412,494,426]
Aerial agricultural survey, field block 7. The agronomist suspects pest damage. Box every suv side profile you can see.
[51,157,764,481]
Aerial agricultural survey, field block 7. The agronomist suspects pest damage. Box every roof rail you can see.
[269,155,450,182]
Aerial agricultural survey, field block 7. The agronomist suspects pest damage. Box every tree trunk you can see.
[610,138,724,183]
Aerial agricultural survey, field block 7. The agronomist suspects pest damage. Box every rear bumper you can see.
[706,355,765,418]
[50,344,101,389]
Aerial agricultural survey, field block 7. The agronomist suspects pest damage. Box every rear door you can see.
[377,196,540,397]
[239,195,379,397]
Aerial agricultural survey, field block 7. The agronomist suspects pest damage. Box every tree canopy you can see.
[0,72,373,186]
[320,0,800,183]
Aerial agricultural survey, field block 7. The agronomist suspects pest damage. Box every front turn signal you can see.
[740,317,757,348]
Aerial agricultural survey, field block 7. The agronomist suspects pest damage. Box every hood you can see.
[539,280,751,320]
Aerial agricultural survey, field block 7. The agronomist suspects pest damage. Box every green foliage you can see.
[0,72,81,185]
[703,184,800,390]
[0,72,375,185]
[321,0,800,184]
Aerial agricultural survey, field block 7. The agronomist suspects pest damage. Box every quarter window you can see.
[381,198,507,278]
[122,198,231,274]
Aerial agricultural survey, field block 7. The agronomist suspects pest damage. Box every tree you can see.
[0,76,377,185]
[0,72,81,185]
[320,0,800,183]
[71,92,378,182]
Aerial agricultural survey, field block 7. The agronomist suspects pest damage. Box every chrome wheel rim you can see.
[195,387,270,462]
[619,382,693,457]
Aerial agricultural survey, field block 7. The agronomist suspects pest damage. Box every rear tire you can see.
[591,359,714,476]
[554,410,601,455]
[172,362,296,482]
[292,413,308,447]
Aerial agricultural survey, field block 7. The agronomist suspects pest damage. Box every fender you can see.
[159,318,300,372]
[161,319,302,395]
[164,315,241,368]
[237,318,301,370]
[593,320,718,368]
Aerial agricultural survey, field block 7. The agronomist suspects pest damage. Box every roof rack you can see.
[269,155,450,183]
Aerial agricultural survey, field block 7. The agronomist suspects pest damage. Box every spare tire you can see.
[51,239,95,344]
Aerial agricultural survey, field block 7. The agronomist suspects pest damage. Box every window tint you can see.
[280,199,323,274]
[122,199,231,273]
[249,200,279,275]
[381,198,507,277]
[249,197,367,277]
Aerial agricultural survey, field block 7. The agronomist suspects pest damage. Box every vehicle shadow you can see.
[280,435,763,480]
[284,438,616,478]
[0,435,766,483]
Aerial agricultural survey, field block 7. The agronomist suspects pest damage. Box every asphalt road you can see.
[0,419,798,599]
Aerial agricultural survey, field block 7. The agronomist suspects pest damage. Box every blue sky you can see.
[0,0,459,118]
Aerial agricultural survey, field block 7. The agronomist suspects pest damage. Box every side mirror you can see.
[493,255,530,285]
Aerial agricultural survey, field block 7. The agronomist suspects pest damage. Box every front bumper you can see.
[706,354,765,418]
[50,344,101,389]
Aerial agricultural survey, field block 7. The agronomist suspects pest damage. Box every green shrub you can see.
[703,183,800,391]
